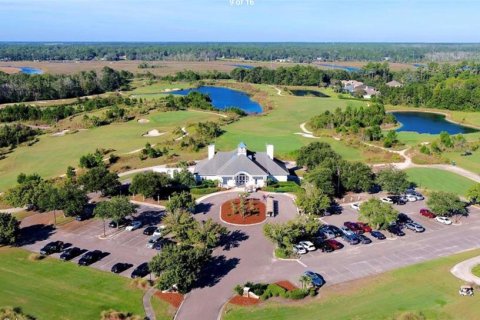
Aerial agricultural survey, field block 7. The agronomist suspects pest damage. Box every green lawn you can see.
[405,167,477,196]
[0,248,157,319]
[223,249,480,320]
[472,264,480,278]
[443,151,480,175]
[0,110,218,192]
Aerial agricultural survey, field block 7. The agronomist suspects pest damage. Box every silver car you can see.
[146,236,162,249]
[405,222,425,233]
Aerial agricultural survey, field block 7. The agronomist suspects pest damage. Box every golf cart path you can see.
[270,85,284,96]
[143,287,157,320]
[450,255,480,285]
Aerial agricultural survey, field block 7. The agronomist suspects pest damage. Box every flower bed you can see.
[275,280,298,291]
[221,198,266,225]
[155,292,184,308]
[229,295,260,306]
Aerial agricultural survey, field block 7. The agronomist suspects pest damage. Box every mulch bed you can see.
[229,295,260,306]
[155,292,184,308]
[220,198,266,225]
[275,280,298,291]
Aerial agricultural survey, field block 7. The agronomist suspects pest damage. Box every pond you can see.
[19,67,44,74]
[317,63,360,72]
[392,111,478,134]
[170,86,262,113]
[231,64,254,69]
[290,89,329,97]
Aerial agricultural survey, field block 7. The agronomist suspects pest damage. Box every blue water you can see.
[20,67,44,74]
[170,86,263,113]
[232,64,254,69]
[412,63,427,68]
[392,111,478,134]
[318,63,360,72]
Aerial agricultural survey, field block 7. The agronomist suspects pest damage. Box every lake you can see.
[231,64,254,69]
[290,89,329,98]
[317,63,360,72]
[170,86,263,113]
[20,67,44,74]
[392,111,478,134]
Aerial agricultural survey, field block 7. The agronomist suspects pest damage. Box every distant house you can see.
[341,80,379,99]
[194,143,290,188]
[386,80,403,88]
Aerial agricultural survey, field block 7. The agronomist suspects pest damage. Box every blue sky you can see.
[0,0,479,42]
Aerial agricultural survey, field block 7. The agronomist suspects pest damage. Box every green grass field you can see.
[0,110,219,191]
[223,249,480,320]
[405,167,477,196]
[472,264,480,278]
[443,151,480,175]
[0,248,156,319]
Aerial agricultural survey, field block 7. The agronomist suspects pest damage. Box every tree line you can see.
[0,67,132,103]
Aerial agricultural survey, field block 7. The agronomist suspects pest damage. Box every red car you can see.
[356,222,372,233]
[325,239,344,250]
[343,221,364,234]
[420,208,436,219]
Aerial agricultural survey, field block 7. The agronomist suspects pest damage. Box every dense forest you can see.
[0,67,132,103]
[0,124,39,148]
[2,43,480,62]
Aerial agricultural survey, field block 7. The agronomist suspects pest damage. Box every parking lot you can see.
[20,205,165,278]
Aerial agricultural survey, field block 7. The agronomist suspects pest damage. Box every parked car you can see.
[405,194,417,202]
[321,225,342,237]
[356,222,372,233]
[350,202,361,210]
[299,241,316,251]
[131,262,150,278]
[420,208,436,218]
[370,230,386,240]
[75,212,92,221]
[319,229,335,240]
[344,222,364,234]
[109,218,131,228]
[381,197,393,204]
[358,234,372,244]
[405,222,425,232]
[143,226,157,235]
[387,225,405,236]
[303,271,325,288]
[111,262,131,274]
[293,244,307,255]
[325,239,344,250]
[340,226,355,237]
[152,226,165,237]
[343,234,360,245]
[78,250,103,266]
[40,241,65,255]
[414,193,424,201]
[146,236,162,249]
[126,220,143,231]
[59,247,82,261]
[389,195,406,205]
[435,216,452,225]
[314,240,334,253]
[397,213,413,224]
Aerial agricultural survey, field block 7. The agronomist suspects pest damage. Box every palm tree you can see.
[299,274,311,290]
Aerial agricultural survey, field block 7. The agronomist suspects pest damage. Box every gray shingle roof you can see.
[194,149,289,177]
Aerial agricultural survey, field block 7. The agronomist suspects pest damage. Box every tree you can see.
[304,166,335,196]
[94,196,136,235]
[79,151,103,169]
[4,173,44,208]
[66,166,76,181]
[299,274,311,290]
[129,172,170,199]
[296,142,340,170]
[38,184,62,225]
[166,191,195,213]
[358,198,398,230]
[376,167,410,194]
[93,201,111,237]
[59,183,88,216]
[427,191,467,217]
[162,209,198,243]
[0,212,20,245]
[188,219,228,249]
[78,166,120,196]
[340,161,374,193]
[466,183,480,204]
[149,244,211,293]
[296,186,330,215]
[383,130,398,148]
[172,169,196,189]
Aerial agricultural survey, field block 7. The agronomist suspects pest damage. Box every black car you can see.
[314,240,334,253]
[389,196,406,205]
[396,213,413,224]
[60,247,82,260]
[78,250,103,266]
[370,230,386,240]
[111,262,132,273]
[40,241,65,255]
[131,262,150,278]
[109,218,131,228]
[387,225,405,236]
[358,234,372,244]
[143,226,157,236]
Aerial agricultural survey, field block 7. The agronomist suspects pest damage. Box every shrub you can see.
[308,287,317,297]
[233,284,243,296]
[100,310,142,320]
[190,187,220,195]
[244,282,268,296]
[260,284,287,300]
[393,311,426,320]
[287,288,308,300]
[274,247,291,259]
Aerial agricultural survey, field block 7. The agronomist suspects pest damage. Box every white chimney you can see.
[208,144,215,160]
[266,144,274,160]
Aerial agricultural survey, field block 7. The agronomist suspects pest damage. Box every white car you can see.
[126,220,143,231]
[405,194,417,202]
[381,197,393,204]
[299,241,316,251]
[414,193,425,201]
[153,224,166,237]
[293,244,307,255]
[435,216,452,225]
[146,236,161,249]
[350,202,361,210]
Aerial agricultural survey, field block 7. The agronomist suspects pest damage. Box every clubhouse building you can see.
[194,142,290,188]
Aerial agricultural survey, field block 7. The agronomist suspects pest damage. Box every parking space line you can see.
[296,259,308,268]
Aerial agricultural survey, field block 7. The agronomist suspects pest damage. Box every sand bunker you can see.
[143,129,165,137]
[138,118,150,124]
[51,129,70,137]
[163,88,181,92]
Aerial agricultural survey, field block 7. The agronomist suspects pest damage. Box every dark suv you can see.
[78,250,103,266]
[387,224,405,236]
[131,262,150,278]
[40,241,65,255]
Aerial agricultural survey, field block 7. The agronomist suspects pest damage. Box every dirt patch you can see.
[221,198,266,225]
[155,292,184,308]
[275,280,298,291]
[0,66,21,74]
[228,295,260,306]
